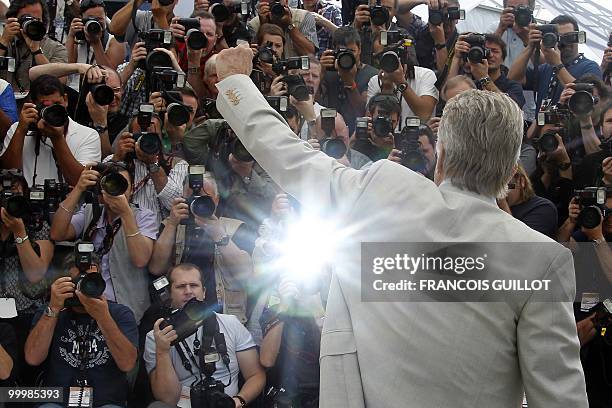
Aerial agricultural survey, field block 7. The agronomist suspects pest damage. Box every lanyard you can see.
[543,54,585,102]
[84,217,122,257]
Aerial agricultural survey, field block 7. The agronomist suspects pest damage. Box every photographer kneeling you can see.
[49,162,159,322]
[24,251,138,408]
[144,263,265,408]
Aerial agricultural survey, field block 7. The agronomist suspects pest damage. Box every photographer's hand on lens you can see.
[170,17,186,40]
[216,43,253,81]
[194,0,210,13]
[86,93,109,124]
[167,197,189,226]
[153,318,177,353]
[102,191,131,217]
[38,117,65,140]
[68,18,84,39]
[428,18,445,42]
[80,64,107,84]
[307,138,321,151]
[75,166,100,192]
[113,132,136,162]
[269,76,288,96]
[23,31,41,52]
[426,117,440,137]
[338,61,358,87]
[275,6,293,29]
[542,133,570,164]
[541,43,562,66]
[0,208,26,235]
[353,4,371,30]
[129,42,148,68]
[527,24,543,49]
[498,7,515,30]
[387,148,402,164]
[152,0,173,19]
[290,94,316,121]
[228,153,254,177]
[17,103,39,131]
[469,59,489,80]
[153,47,183,72]
[149,91,166,113]
[559,83,576,105]
[0,18,21,47]
[602,157,612,186]
[319,49,336,71]
[76,290,110,321]
[582,217,605,241]
[135,142,159,165]
[50,276,76,312]
[577,313,597,346]
[383,64,407,87]
[194,214,227,242]
[453,36,470,59]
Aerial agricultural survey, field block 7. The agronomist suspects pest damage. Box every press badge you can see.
[68,386,93,407]
[0,298,17,318]
[204,352,220,364]
[581,292,599,312]
[177,385,192,408]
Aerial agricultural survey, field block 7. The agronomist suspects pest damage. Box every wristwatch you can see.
[396,82,408,93]
[286,23,296,32]
[476,76,492,88]
[93,124,108,133]
[44,305,60,318]
[554,63,565,72]
[233,395,246,407]
[15,235,29,245]
[593,237,606,247]
[148,162,161,173]
[434,43,446,50]
[31,49,43,56]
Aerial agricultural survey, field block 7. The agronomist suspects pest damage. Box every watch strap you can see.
[31,49,43,56]
[45,305,60,318]
[476,76,491,88]
[434,43,446,50]
[93,124,108,133]
[554,63,565,72]
[15,235,29,245]
[233,395,246,407]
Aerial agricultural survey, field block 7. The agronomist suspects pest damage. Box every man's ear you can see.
[433,141,445,186]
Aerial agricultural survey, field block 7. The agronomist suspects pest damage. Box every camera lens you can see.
[137,132,162,155]
[514,7,532,27]
[190,195,216,218]
[22,19,46,41]
[373,117,392,137]
[5,195,29,218]
[542,33,557,48]
[467,46,485,62]
[537,131,559,153]
[186,29,208,50]
[231,138,253,162]
[380,51,400,73]
[167,103,191,127]
[321,138,347,159]
[146,50,173,71]
[210,3,231,22]
[370,7,389,26]
[285,79,310,102]
[41,104,69,127]
[580,206,603,229]
[568,91,595,116]
[336,51,356,70]
[271,2,285,17]
[77,272,106,298]
[91,83,115,106]
[257,48,275,64]
[428,9,443,25]
[100,172,128,196]
[85,19,102,34]
[402,150,427,172]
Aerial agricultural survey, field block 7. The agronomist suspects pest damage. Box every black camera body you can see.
[85,162,128,203]
[65,241,106,307]
[36,104,69,128]
[75,17,103,42]
[394,117,426,172]
[333,48,356,70]
[139,29,174,70]
[533,130,560,153]
[372,115,393,137]
[190,377,235,408]
[266,96,288,114]
[210,0,249,22]
[568,83,598,117]
[463,34,490,63]
[177,18,208,50]
[270,0,285,18]
[283,74,311,101]
[134,132,162,156]
[574,187,611,229]
[19,15,45,41]
[272,56,310,75]
[355,117,370,140]
[537,102,571,126]
[513,5,532,27]
[535,24,559,48]
[182,165,216,225]
[160,297,210,344]
[89,80,115,106]
[254,43,276,65]
[42,179,69,224]
[428,6,464,26]
[0,169,29,219]
[320,109,347,159]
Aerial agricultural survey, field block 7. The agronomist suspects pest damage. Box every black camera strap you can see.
[177,330,202,383]
[83,212,122,256]
[542,54,585,103]
[198,313,231,387]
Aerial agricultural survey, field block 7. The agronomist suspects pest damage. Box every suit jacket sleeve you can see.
[216,74,366,212]
[517,248,588,408]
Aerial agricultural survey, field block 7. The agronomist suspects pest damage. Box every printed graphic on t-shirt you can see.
[59,325,110,369]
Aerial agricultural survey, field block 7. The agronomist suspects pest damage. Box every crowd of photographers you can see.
[0,0,610,406]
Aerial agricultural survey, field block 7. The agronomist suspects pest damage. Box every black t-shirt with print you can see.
[31,303,138,407]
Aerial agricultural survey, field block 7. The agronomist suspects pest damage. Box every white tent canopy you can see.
[411,0,611,63]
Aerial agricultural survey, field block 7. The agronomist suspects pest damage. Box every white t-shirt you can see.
[1,117,101,186]
[68,33,115,91]
[366,66,439,126]
[144,313,256,397]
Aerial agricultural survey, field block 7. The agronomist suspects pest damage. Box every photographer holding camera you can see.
[387,122,437,178]
[49,162,158,322]
[448,33,525,108]
[319,27,378,134]
[508,15,602,111]
[302,0,341,56]
[24,252,138,408]
[148,170,254,321]
[0,168,54,385]
[144,263,265,408]
[0,75,101,187]
[110,0,177,47]
[490,0,532,67]
[249,0,318,57]
[352,93,401,161]
[0,0,68,98]
[65,0,126,91]
[574,103,612,189]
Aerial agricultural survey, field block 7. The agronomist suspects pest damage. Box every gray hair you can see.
[438,90,523,198]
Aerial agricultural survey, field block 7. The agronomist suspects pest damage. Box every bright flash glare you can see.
[275,216,338,282]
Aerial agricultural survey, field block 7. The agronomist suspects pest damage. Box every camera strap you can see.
[198,313,231,386]
[176,330,202,382]
[542,54,585,103]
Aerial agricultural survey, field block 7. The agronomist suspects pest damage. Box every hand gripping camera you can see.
[18,14,45,41]
[65,241,106,307]
[75,17,103,42]
[535,24,559,49]
[463,34,490,63]
[176,18,208,50]
[513,5,532,28]
[84,162,128,204]
[181,165,217,225]
[139,29,174,70]
[319,109,347,159]
[568,83,599,117]
[0,169,29,219]
[574,187,610,229]
[428,6,464,26]
[272,57,311,101]
[393,117,427,172]
[378,37,414,73]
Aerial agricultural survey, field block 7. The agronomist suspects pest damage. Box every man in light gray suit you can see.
[213,45,588,408]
